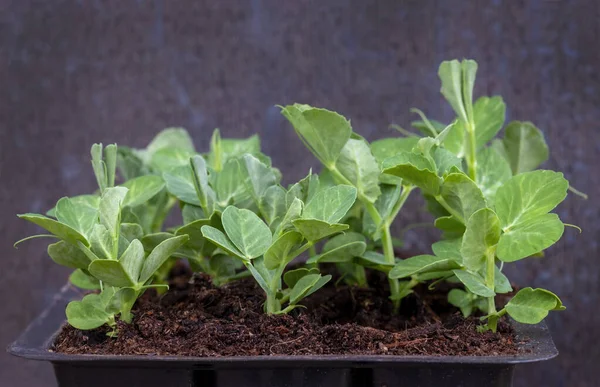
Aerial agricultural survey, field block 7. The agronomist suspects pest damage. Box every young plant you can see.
[382,59,576,331]
[281,105,416,310]
[16,144,188,333]
[200,183,358,314]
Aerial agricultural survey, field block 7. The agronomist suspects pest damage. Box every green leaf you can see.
[90,224,114,260]
[69,269,101,290]
[382,152,441,195]
[389,255,460,279]
[448,288,474,317]
[434,216,466,239]
[47,240,91,269]
[141,128,195,164]
[438,59,477,125]
[505,287,564,324]
[99,187,129,241]
[289,273,321,304]
[117,146,147,180]
[91,143,107,193]
[121,176,166,208]
[182,204,204,224]
[452,270,495,297]
[163,165,201,206]
[139,235,189,283]
[304,274,332,298]
[335,139,381,203]
[149,147,195,173]
[274,197,303,237]
[241,154,279,206]
[494,266,512,293]
[88,260,135,288]
[281,104,352,167]
[222,206,272,259]
[460,208,501,271]
[494,170,568,229]
[66,294,113,330]
[201,226,245,260]
[286,171,320,206]
[472,96,506,148]
[475,147,512,204]
[362,184,401,239]
[55,197,97,239]
[190,155,216,213]
[308,232,367,264]
[433,148,462,176]
[120,223,144,243]
[301,185,357,224]
[114,288,137,323]
[292,219,349,242]
[175,213,222,256]
[438,173,486,223]
[497,213,564,262]
[356,251,392,268]
[431,238,462,262]
[264,231,303,270]
[500,121,549,174]
[213,159,245,206]
[18,213,89,246]
[370,137,420,164]
[283,268,320,288]
[209,132,261,170]
[119,239,145,282]
[260,185,287,227]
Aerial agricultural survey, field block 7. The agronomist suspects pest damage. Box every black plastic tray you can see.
[8,285,558,387]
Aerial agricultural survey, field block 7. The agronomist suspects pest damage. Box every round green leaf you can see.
[222,206,272,259]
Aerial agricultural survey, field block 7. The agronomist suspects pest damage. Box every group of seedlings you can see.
[17,59,576,337]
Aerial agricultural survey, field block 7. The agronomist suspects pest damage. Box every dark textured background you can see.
[1,1,598,386]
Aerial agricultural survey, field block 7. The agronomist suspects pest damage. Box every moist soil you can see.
[53,265,521,357]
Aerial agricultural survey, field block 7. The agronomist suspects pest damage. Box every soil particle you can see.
[53,268,520,357]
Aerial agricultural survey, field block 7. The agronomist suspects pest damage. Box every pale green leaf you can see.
[292,219,348,242]
[121,175,166,208]
[335,139,381,203]
[495,170,568,229]
[163,165,201,206]
[460,208,501,271]
[501,121,549,174]
[149,147,195,173]
[494,266,513,293]
[434,216,466,239]
[263,231,303,270]
[308,232,366,264]
[431,238,462,262]
[448,288,474,317]
[438,173,486,223]
[389,255,460,279]
[119,239,145,283]
[18,213,89,247]
[370,137,420,164]
[241,154,279,206]
[274,197,303,237]
[433,148,462,176]
[283,268,320,289]
[214,159,245,206]
[66,296,113,330]
[497,213,565,262]
[286,171,320,206]
[88,260,135,288]
[222,206,272,259]
[99,187,128,241]
[55,197,97,238]
[47,240,91,269]
[260,185,287,227]
[69,269,100,290]
[139,235,189,283]
[438,59,477,125]
[90,224,114,260]
[289,273,321,304]
[452,270,495,297]
[505,287,564,324]
[476,147,512,204]
[190,155,216,212]
[200,226,245,260]
[382,152,441,195]
[302,185,357,224]
[281,104,352,167]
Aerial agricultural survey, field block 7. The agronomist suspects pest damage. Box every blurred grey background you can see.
[0,1,598,386]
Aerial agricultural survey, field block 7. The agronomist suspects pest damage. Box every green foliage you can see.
[16,58,579,336]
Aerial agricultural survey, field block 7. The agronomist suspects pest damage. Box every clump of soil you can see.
[53,267,520,356]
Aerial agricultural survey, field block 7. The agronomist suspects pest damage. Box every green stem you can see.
[266,292,281,314]
[434,194,466,224]
[485,247,498,332]
[382,222,401,312]
[388,185,414,223]
[466,121,477,181]
[290,241,313,260]
[308,245,317,258]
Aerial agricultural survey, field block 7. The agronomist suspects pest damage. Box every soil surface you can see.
[53,265,521,356]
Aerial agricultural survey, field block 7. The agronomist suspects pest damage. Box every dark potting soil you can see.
[53,266,521,357]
